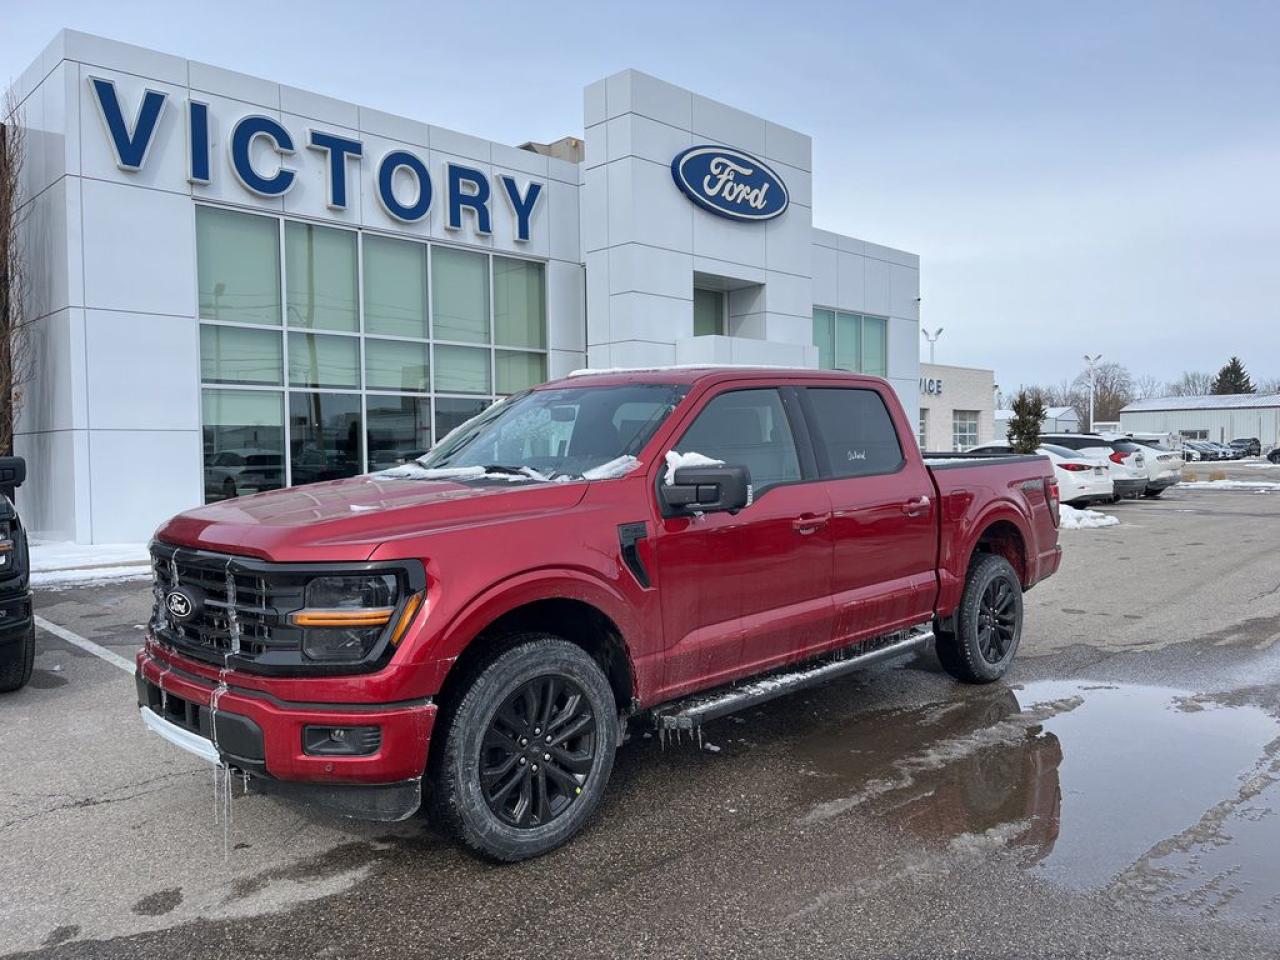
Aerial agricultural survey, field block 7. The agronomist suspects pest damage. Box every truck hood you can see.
[155,474,589,562]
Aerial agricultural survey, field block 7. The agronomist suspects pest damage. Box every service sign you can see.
[670,145,789,222]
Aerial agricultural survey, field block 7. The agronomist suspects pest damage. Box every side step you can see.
[652,625,934,733]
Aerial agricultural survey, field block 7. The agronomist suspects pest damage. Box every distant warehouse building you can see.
[1120,394,1280,447]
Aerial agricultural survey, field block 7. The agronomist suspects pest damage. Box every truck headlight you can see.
[290,574,418,662]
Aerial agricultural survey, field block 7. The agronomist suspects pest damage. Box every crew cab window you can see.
[676,389,801,492]
[805,388,904,478]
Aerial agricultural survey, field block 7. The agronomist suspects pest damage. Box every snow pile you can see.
[664,450,725,485]
[1058,505,1120,530]
[376,464,487,481]
[582,455,642,481]
[30,541,151,587]
[374,464,551,483]
[1182,479,1280,490]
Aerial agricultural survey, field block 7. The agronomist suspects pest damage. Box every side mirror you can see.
[0,456,26,489]
[659,464,751,517]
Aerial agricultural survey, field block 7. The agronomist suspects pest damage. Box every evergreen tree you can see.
[1210,357,1255,395]
[1007,390,1046,454]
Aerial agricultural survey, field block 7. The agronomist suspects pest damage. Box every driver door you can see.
[650,386,835,700]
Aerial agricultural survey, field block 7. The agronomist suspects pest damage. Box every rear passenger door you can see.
[651,386,835,698]
[803,386,940,644]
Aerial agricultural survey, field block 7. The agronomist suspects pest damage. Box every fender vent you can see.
[617,522,651,588]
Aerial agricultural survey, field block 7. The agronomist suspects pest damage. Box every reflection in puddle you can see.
[791,680,1280,925]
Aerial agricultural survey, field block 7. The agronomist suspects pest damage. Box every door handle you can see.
[792,513,829,535]
[902,495,931,517]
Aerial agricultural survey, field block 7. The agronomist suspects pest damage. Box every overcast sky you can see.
[4,1,1277,390]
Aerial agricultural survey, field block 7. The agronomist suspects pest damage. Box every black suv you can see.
[1229,438,1261,457]
[0,457,34,692]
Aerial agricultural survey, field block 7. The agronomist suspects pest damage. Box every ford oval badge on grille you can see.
[670,145,789,222]
[165,586,202,622]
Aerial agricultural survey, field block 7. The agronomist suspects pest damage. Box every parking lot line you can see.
[35,614,135,675]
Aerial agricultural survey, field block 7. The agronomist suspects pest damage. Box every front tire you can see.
[1142,488,1164,499]
[0,623,36,693]
[430,635,619,861]
[935,554,1023,683]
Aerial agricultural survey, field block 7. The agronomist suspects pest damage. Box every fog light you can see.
[303,725,382,756]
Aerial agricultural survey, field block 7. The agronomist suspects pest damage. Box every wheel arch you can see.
[426,571,641,722]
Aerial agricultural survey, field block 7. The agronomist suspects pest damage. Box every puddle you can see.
[792,680,1280,926]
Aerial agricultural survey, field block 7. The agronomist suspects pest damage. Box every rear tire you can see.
[935,554,1023,684]
[0,623,36,693]
[429,635,619,862]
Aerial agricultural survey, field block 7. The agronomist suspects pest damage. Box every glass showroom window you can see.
[196,205,548,502]
[201,389,285,502]
[812,309,888,377]
[953,410,979,451]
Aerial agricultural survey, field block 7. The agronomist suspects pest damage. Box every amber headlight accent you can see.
[293,574,399,662]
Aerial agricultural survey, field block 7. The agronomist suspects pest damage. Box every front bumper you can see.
[0,590,33,648]
[135,643,436,821]
[1147,475,1181,492]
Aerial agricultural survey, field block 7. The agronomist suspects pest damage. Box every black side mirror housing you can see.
[659,464,751,517]
[0,456,26,489]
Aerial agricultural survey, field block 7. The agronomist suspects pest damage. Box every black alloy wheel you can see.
[976,578,1017,664]
[430,635,618,861]
[480,675,596,828]
[934,553,1024,684]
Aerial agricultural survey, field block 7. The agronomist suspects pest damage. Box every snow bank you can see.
[29,541,151,587]
[1181,479,1280,490]
[664,451,725,485]
[1058,505,1120,530]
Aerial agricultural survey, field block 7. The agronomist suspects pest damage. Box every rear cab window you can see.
[803,387,905,478]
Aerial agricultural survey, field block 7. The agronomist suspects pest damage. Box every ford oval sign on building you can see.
[670,145,789,222]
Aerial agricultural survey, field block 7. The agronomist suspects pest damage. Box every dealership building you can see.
[8,30,922,543]
[916,362,996,452]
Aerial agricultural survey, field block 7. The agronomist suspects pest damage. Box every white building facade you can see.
[917,362,995,452]
[9,31,921,543]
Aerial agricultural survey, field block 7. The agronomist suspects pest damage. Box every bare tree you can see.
[1256,377,1280,395]
[1072,361,1133,428]
[1,90,34,457]
[1166,371,1213,397]
[1132,373,1166,400]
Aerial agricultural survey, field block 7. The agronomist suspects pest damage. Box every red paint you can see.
[138,368,1060,791]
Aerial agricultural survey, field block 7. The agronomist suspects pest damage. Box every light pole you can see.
[922,327,944,364]
[1083,353,1102,431]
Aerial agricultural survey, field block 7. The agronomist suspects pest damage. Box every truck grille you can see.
[149,541,307,666]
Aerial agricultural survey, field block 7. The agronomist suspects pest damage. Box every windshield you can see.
[417,383,687,480]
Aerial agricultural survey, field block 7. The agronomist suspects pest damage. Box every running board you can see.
[652,625,934,733]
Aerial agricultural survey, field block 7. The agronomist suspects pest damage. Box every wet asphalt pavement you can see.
[3,466,1280,958]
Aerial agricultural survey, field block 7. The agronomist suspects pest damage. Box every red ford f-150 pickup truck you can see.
[136,367,1061,860]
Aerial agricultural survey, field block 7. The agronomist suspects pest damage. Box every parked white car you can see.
[969,442,1114,506]
[1128,437,1184,497]
[1041,434,1147,500]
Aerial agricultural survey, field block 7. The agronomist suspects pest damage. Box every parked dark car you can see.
[1267,447,1280,464]
[0,457,34,693]
[1229,438,1261,457]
